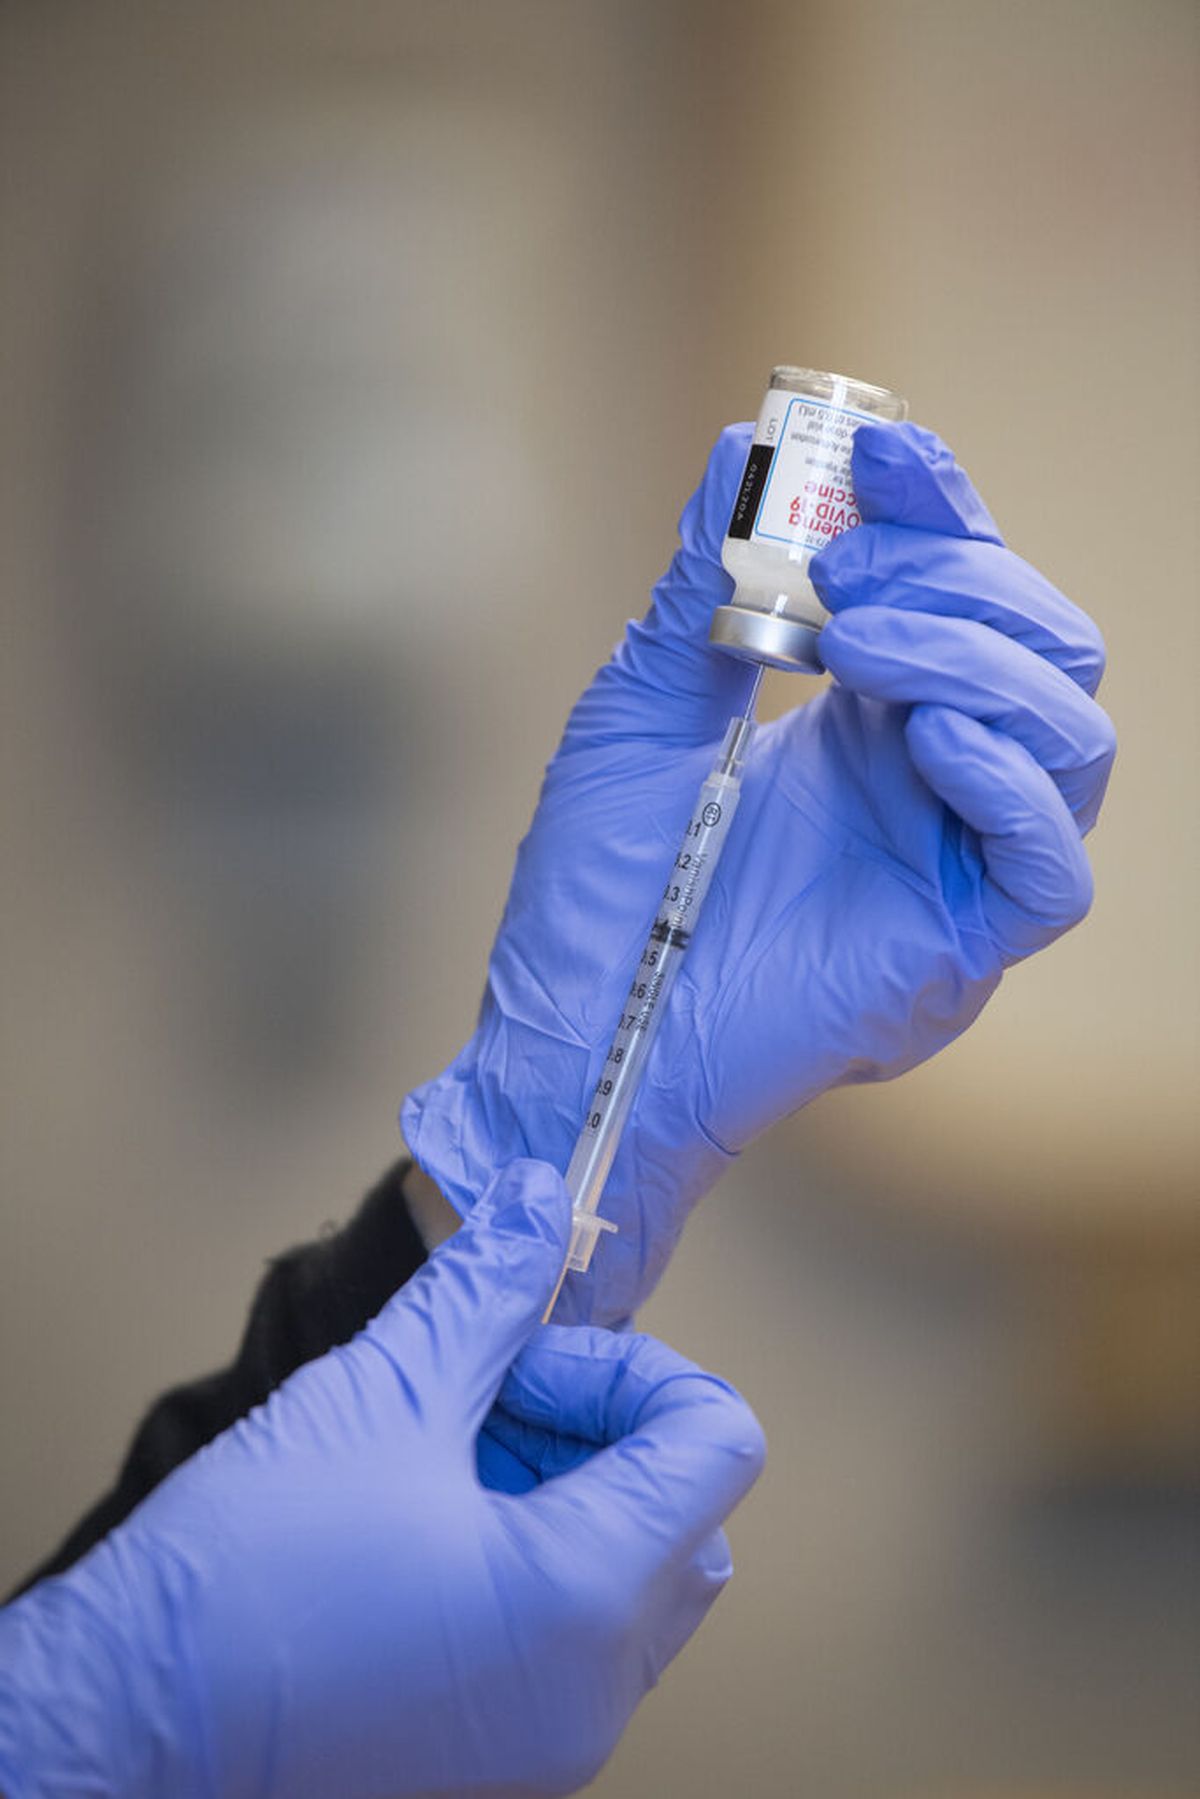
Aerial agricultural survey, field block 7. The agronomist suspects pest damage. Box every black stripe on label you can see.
[726,441,774,540]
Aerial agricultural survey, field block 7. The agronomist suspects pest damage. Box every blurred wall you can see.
[2,2,1197,1794]
[745,0,1200,1237]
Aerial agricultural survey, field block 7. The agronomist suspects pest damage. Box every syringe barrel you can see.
[561,747,747,1272]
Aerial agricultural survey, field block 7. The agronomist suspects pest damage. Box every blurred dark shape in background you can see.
[2,3,1197,1794]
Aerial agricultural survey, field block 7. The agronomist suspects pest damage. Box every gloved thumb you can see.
[567,424,756,749]
[838,419,1003,542]
[361,1159,573,1440]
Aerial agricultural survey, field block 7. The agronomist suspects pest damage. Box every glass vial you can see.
[711,366,908,672]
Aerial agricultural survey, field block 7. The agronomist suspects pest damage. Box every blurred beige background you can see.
[2,2,1197,1794]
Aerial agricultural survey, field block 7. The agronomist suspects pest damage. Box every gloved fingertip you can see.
[815,603,868,664]
[850,420,937,516]
[636,1360,768,1483]
[713,1390,768,1484]
[851,416,911,466]
[474,1158,573,1255]
[851,420,1003,542]
[808,522,873,608]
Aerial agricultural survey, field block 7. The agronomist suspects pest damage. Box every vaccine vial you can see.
[711,366,908,672]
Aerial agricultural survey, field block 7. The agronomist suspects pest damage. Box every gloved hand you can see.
[403,422,1116,1324]
[0,1161,764,1799]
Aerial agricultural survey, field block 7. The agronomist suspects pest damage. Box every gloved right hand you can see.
[404,421,1115,1327]
[0,1160,764,1799]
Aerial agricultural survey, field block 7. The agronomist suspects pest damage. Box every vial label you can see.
[732,392,875,555]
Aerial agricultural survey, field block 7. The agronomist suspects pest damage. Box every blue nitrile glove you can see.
[0,1160,764,1799]
[403,421,1116,1325]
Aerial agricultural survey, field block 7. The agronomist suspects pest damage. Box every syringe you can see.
[544,664,764,1319]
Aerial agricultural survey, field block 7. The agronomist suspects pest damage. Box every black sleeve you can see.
[10,1158,428,1599]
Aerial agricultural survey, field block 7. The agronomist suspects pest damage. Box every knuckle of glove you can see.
[1068,612,1108,696]
[1013,828,1095,935]
[1038,856,1095,935]
[1086,702,1118,774]
[705,1387,768,1483]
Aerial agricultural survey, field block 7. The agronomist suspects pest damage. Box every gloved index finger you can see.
[811,528,1107,696]
[837,419,1005,544]
[518,1329,766,1576]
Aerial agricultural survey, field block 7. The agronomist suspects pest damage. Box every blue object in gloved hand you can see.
[403,421,1116,1325]
[0,1160,764,1799]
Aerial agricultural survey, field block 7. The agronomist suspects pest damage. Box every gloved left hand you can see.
[0,1159,764,1799]
[403,420,1116,1325]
